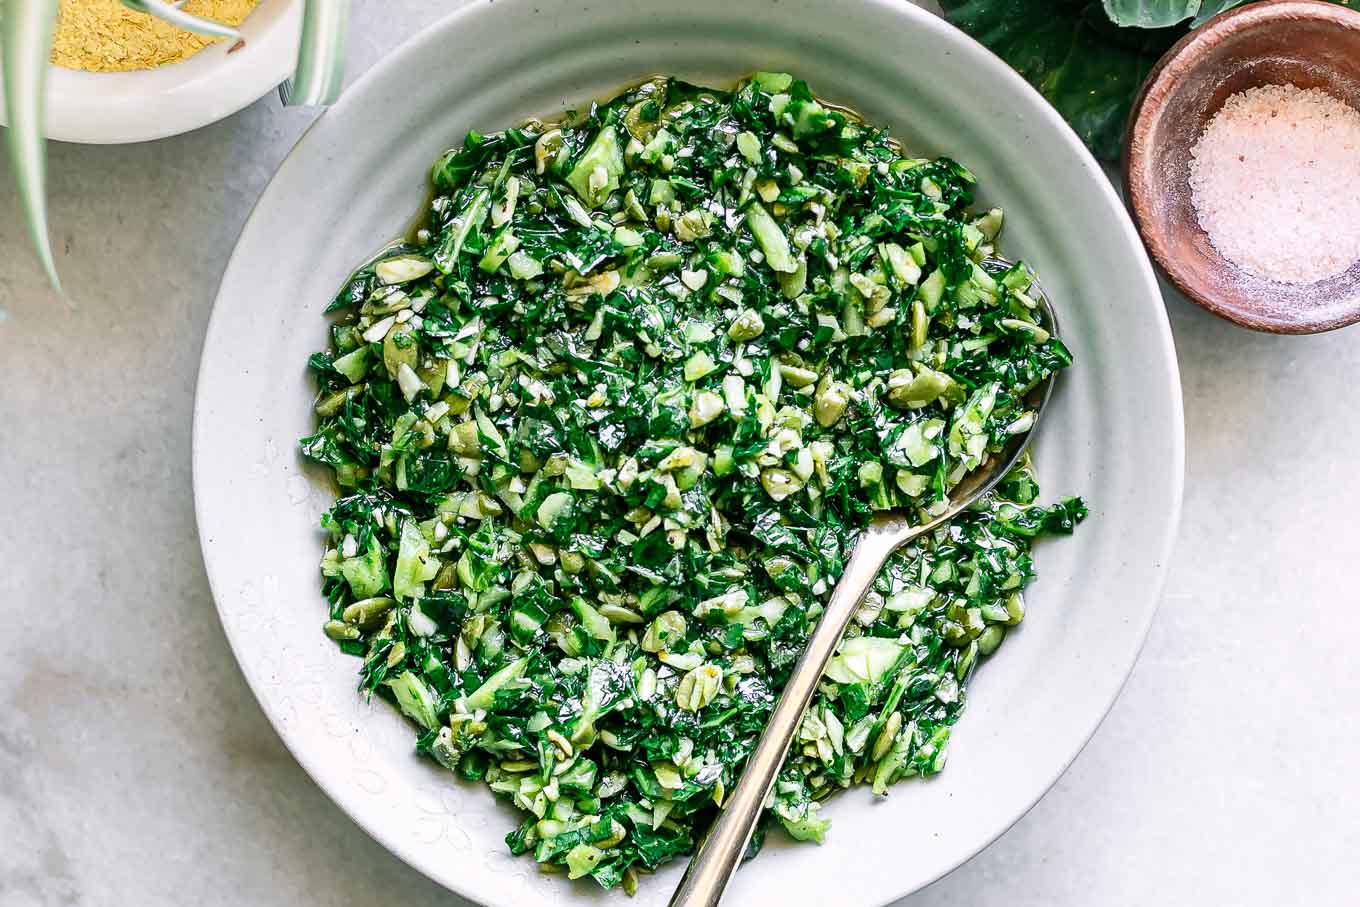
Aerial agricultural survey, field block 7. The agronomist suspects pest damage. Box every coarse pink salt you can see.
[1188,83,1360,285]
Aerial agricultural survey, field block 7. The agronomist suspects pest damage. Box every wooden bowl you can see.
[1125,0,1360,333]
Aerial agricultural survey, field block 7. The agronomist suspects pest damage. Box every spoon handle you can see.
[668,517,916,907]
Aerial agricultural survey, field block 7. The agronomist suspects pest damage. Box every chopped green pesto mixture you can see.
[301,73,1086,892]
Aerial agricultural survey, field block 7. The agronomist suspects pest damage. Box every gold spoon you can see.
[668,258,1060,907]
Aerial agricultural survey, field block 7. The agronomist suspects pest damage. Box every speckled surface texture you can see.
[2,3,1358,905]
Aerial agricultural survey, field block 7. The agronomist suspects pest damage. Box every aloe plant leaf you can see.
[280,0,350,107]
[119,0,241,40]
[2,0,62,292]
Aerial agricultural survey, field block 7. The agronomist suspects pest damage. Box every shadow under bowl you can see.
[1124,0,1360,334]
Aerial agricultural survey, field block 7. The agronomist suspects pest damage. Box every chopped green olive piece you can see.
[745,201,799,273]
[566,125,625,208]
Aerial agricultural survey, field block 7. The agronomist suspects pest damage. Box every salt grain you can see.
[1188,83,1360,285]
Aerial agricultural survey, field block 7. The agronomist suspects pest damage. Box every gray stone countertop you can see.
[2,2,1357,905]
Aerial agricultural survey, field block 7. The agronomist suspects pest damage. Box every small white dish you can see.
[193,1,1185,904]
[0,0,301,144]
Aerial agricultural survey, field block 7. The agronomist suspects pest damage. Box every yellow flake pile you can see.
[50,0,259,72]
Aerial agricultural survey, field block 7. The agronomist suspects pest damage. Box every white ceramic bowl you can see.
[0,0,301,143]
[194,1,1185,904]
